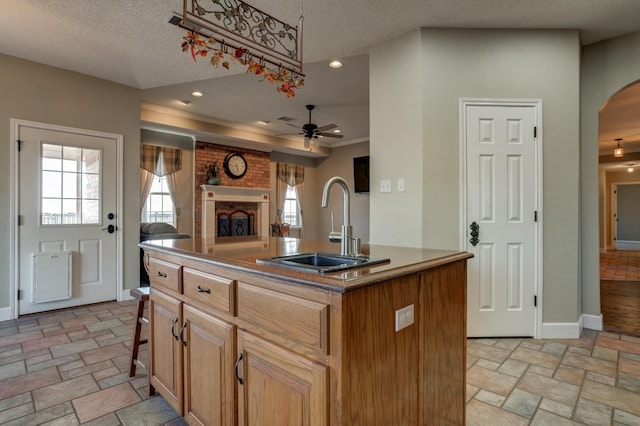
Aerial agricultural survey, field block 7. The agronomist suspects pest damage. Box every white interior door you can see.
[18,125,119,315]
[464,102,539,337]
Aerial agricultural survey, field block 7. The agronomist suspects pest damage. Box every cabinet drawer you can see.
[183,268,235,315]
[148,258,182,294]
[237,283,329,354]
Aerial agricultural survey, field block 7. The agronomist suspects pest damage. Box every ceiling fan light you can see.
[304,137,310,150]
[614,138,624,157]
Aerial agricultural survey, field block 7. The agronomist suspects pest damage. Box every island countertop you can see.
[140,236,473,293]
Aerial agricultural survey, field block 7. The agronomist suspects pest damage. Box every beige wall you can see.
[371,29,581,324]
[0,53,141,311]
[582,31,640,317]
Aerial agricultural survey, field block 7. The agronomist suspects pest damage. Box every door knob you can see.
[469,221,479,246]
[102,224,116,233]
[107,212,115,220]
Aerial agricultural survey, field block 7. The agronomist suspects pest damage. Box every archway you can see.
[597,80,640,336]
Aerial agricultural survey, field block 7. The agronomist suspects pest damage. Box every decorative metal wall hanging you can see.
[177,0,304,97]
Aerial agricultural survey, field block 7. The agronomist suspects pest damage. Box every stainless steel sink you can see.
[256,253,390,273]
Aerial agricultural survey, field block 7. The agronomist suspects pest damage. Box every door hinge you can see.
[534,211,538,222]
[533,127,537,138]
[17,289,23,300]
[534,295,537,307]
[16,140,22,152]
[17,215,23,226]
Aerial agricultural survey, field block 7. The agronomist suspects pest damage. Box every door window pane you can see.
[41,143,101,225]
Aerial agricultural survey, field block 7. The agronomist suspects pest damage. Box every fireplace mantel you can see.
[200,185,271,238]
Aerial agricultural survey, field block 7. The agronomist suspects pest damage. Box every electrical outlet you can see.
[380,179,392,193]
[395,304,414,332]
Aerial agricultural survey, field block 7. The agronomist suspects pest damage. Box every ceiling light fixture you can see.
[191,91,203,97]
[614,138,624,157]
[179,100,191,106]
[329,60,343,69]
[628,164,635,173]
[258,120,270,126]
[333,129,341,133]
[174,0,305,97]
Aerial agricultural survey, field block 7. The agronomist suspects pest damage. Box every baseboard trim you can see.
[615,240,640,250]
[581,313,603,331]
[541,321,581,339]
[0,307,13,322]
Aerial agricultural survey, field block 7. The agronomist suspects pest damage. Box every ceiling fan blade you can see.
[319,132,344,138]
[316,123,338,132]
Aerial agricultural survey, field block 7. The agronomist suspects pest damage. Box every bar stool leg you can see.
[129,297,146,377]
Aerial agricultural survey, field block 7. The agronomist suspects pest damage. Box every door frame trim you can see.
[9,118,124,319]
[458,98,543,339]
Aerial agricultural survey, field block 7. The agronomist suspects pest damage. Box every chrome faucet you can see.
[321,176,361,256]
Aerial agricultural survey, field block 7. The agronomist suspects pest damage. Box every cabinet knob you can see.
[235,353,244,385]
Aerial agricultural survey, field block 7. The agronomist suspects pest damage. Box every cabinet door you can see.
[149,290,183,415]
[183,304,235,426]
[237,330,327,426]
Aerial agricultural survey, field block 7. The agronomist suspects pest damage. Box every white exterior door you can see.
[18,124,119,315]
[463,101,540,337]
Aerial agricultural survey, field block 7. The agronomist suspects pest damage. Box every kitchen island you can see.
[140,237,472,425]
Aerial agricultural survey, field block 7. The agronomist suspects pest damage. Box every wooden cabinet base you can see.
[144,247,468,425]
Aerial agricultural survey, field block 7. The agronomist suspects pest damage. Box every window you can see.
[41,143,101,225]
[141,175,175,226]
[283,185,300,227]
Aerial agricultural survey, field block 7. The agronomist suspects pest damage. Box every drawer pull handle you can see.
[179,322,187,347]
[196,285,211,294]
[235,353,244,385]
[170,317,179,341]
[157,271,168,278]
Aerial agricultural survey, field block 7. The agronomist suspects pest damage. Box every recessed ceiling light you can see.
[192,91,204,97]
[333,129,341,133]
[329,60,343,69]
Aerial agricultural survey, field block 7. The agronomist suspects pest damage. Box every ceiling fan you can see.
[286,104,344,149]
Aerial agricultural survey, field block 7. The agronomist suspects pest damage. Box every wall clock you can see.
[223,152,248,179]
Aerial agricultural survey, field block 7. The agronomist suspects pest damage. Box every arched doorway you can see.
[598,80,640,336]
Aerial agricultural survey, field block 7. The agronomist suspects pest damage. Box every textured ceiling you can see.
[2,0,640,154]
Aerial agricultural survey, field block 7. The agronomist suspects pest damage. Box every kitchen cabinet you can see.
[236,329,327,426]
[142,238,471,425]
[149,288,182,412]
[148,260,236,425]
[182,304,235,426]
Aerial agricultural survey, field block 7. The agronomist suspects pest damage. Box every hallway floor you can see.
[0,300,639,424]
[600,250,640,281]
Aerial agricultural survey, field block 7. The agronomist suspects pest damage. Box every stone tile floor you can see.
[1,299,639,424]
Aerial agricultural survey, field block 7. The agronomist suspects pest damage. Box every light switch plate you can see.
[380,179,392,193]
[397,178,405,192]
[395,304,414,331]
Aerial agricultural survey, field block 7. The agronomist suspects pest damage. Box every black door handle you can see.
[101,224,116,233]
[470,222,479,246]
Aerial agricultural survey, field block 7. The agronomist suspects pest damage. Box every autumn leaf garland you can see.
[181,31,303,98]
